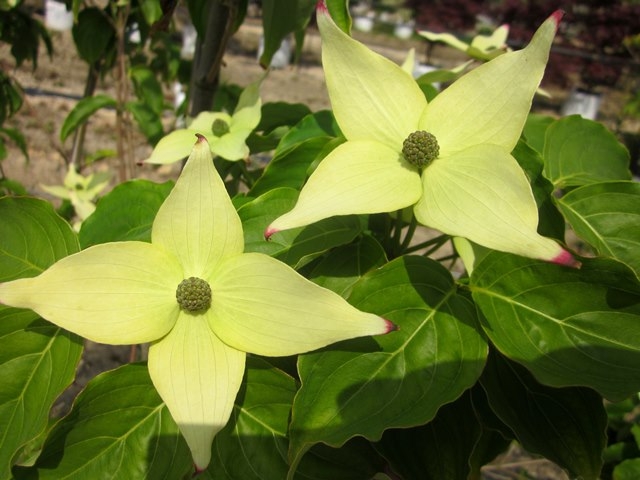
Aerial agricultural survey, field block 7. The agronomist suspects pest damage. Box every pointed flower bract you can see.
[0,135,394,471]
[267,4,573,265]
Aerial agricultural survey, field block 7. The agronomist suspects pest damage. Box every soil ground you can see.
[4,10,635,479]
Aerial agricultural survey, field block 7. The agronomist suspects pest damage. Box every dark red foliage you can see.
[408,0,640,89]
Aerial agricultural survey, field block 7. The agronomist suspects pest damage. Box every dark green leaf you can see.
[480,352,606,479]
[79,179,173,248]
[19,363,192,479]
[259,0,297,68]
[0,72,23,125]
[305,234,387,297]
[512,139,565,240]
[275,110,340,154]
[72,7,115,64]
[0,8,51,67]
[556,181,640,279]
[249,110,341,197]
[289,256,487,470]
[0,126,27,161]
[238,187,362,269]
[523,113,554,155]
[257,102,311,134]
[0,197,82,479]
[376,390,482,480]
[129,65,165,115]
[0,197,79,280]
[295,438,387,480]
[325,0,351,34]
[126,101,164,145]
[204,357,296,480]
[471,252,640,401]
[542,115,631,188]
[60,94,117,142]
[249,137,338,197]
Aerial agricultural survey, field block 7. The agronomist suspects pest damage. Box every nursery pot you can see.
[561,88,602,120]
[45,0,73,31]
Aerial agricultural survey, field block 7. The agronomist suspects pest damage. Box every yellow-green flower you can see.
[40,165,111,229]
[419,24,511,61]
[144,77,263,164]
[267,3,573,265]
[0,135,394,471]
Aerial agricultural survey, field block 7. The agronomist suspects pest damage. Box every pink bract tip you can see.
[552,249,580,268]
[192,464,205,477]
[550,10,565,29]
[195,133,207,143]
[316,0,328,14]
[384,319,399,333]
[264,226,278,240]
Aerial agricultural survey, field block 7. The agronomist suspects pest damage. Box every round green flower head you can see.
[176,277,212,312]
[402,130,440,169]
[211,118,230,137]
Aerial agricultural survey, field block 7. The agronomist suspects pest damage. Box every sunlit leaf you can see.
[471,253,640,401]
[542,115,631,188]
[79,180,174,248]
[0,198,82,479]
[288,256,487,472]
[238,187,362,268]
[60,95,117,142]
[557,181,640,278]
[16,363,192,479]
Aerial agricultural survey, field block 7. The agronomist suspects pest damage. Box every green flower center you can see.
[211,118,230,137]
[176,277,212,312]
[402,131,440,169]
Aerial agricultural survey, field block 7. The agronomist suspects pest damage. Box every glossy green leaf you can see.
[249,110,341,197]
[18,363,192,479]
[0,198,82,480]
[305,234,387,297]
[0,197,79,281]
[71,7,115,64]
[205,357,384,479]
[257,102,311,134]
[288,256,487,472]
[249,137,336,197]
[79,179,173,248]
[325,0,351,34]
[238,187,362,268]
[60,94,117,142]
[542,115,631,188]
[522,113,554,155]
[0,311,82,480]
[471,252,640,401]
[556,181,640,278]
[376,390,482,480]
[512,139,565,240]
[481,352,606,479]
[205,357,295,479]
[275,110,340,154]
